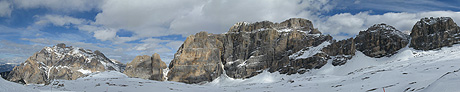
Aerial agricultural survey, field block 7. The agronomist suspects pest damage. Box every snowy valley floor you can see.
[4,45,460,92]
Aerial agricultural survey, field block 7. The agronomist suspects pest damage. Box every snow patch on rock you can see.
[289,41,331,60]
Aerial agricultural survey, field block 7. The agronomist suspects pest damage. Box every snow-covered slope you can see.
[25,45,460,92]
[0,78,38,92]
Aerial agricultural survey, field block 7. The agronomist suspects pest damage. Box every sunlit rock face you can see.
[7,43,120,84]
[123,53,167,81]
[167,18,333,83]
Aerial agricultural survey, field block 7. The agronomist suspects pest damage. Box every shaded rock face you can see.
[168,18,333,83]
[322,38,356,66]
[123,53,167,81]
[110,59,126,72]
[280,53,329,74]
[355,23,410,58]
[167,32,224,84]
[223,18,332,78]
[7,43,120,84]
[410,17,460,50]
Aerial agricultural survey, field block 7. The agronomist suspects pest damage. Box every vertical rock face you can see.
[7,43,120,84]
[355,23,410,58]
[410,17,460,50]
[223,18,332,77]
[123,53,167,81]
[167,32,224,84]
[168,18,333,83]
[322,38,356,66]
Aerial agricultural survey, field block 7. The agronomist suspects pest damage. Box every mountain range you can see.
[2,17,460,91]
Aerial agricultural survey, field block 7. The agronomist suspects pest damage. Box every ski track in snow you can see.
[8,44,460,92]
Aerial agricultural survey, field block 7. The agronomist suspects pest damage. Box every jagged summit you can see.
[43,44,113,65]
[363,23,409,39]
[418,17,454,26]
[7,43,120,84]
[368,23,397,31]
[228,18,320,34]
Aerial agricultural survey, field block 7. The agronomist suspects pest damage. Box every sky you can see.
[0,0,459,64]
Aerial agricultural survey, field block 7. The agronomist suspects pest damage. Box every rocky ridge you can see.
[167,18,333,83]
[7,43,120,84]
[6,17,460,85]
[168,17,460,84]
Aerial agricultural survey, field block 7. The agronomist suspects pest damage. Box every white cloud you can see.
[0,40,44,63]
[94,0,334,38]
[35,15,88,26]
[335,0,460,13]
[315,11,460,40]
[13,0,103,12]
[169,0,334,36]
[95,0,208,38]
[93,29,117,41]
[0,0,12,17]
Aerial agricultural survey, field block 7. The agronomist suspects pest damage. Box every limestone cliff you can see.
[167,18,333,83]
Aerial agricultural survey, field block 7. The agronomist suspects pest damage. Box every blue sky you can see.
[0,0,459,64]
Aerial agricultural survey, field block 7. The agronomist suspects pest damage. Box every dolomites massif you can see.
[5,17,460,84]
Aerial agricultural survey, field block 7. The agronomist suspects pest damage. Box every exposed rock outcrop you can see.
[7,43,120,84]
[355,23,410,58]
[123,53,167,81]
[167,32,224,84]
[410,17,460,50]
[322,38,356,66]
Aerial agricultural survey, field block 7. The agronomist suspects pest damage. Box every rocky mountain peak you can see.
[277,18,315,31]
[410,17,460,50]
[366,23,409,38]
[418,17,455,26]
[355,23,410,58]
[56,43,66,48]
[368,23,397,31]
[7,43,120,84]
